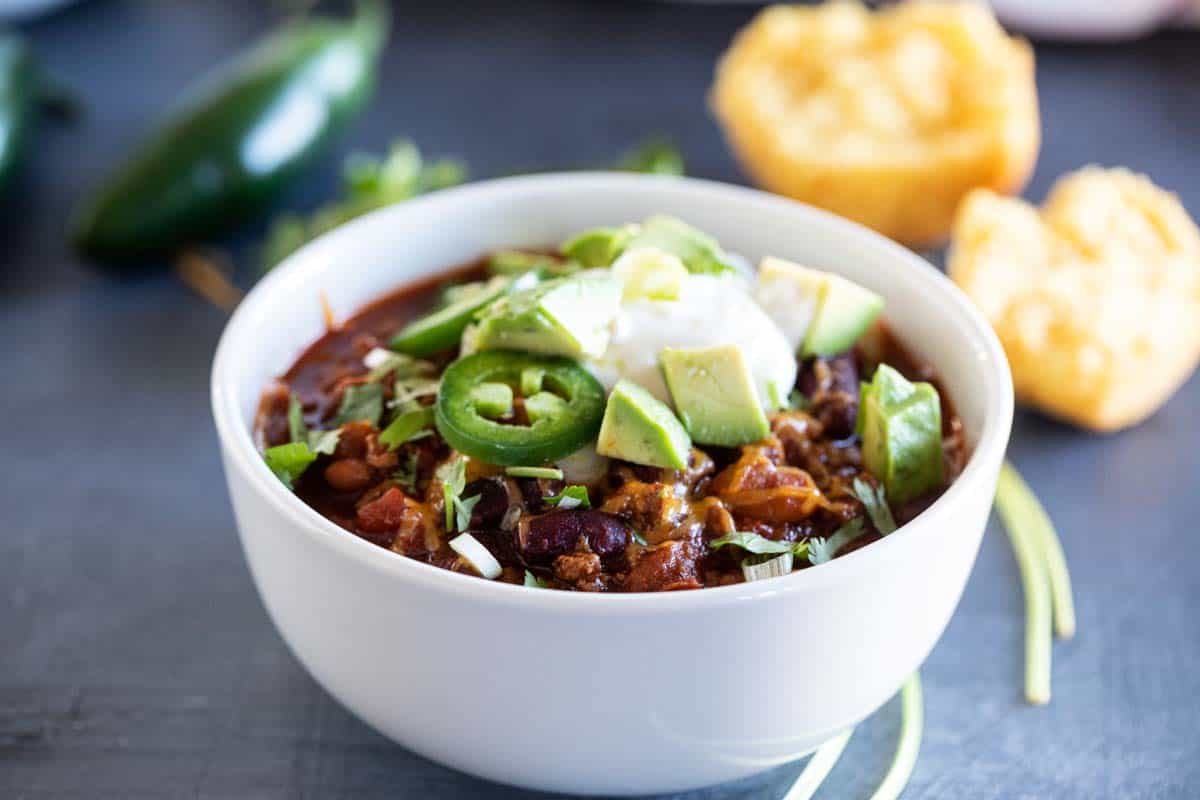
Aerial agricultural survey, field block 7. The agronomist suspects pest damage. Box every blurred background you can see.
[2,2,1197,798]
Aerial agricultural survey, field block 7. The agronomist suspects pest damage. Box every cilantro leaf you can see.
[379,407,436,450]
[263,442,318,490]
[286,394,341,454]
[287,394,308,443]
[263,139,467,270]
[547,485,591,509]
[332,383,384,427]
[615,136,684,176]
[393,451,420,494]
[709,531,808,558]
[807,518,867,565]
[853,477,898,535]
[367,351,434,384]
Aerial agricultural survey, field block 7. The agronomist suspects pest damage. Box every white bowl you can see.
[211,173,1013,796]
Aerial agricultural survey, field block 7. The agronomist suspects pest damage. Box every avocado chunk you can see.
[596,379,691,469]
[561,226,635,268]
[610,247,688,301]
[660,345,770,447]
[753,257,883,358]
[472,270,623,359]
[859,364,944,505]
[559,216,737,276]
[625,216,737,276]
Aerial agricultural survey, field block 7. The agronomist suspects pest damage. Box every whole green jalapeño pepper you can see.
[0,36,37,188]
[72,0,388,267]
[435,351,606,466]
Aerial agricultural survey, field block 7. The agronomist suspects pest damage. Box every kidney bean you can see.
[518,510,630,564]
[463,478,515,529]
[324,458,374,492]
[797,353,860,439]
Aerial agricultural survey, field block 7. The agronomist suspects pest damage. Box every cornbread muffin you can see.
[710,1,1040,248]
[949,167,1200,432]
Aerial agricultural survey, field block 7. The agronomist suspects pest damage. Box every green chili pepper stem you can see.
[71,0,389,269]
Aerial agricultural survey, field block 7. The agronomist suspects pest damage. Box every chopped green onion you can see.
[263,442,318,490]
[632,531,649,547]
[852,477,898,535]
[523,569,548,588]
[524,391,568,423]
[437,456,469,531]
[998,462,1075,639]
[994,464,1052,705]
[807,518,866,565]
[520,366,545,397]
[505,466,564,480]
[390,376,440,410]
[455,494,481,533]
[449,533,501,579]
[365,349,434,383]
[331,383,384,427]
[379,407,436,450]
[869,673,923,800]
[547,485,590,509]
[765,380,786,411]
[782,729,854,800]
[741,551,794,582]
[470,381,514,419]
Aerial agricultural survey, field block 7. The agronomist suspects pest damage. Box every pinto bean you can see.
[324,458,374,492]
[518,510,630,564]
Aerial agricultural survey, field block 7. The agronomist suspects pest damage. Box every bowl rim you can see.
[212,172,1013,614]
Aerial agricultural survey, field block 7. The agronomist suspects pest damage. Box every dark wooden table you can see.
[2,1,1198,797]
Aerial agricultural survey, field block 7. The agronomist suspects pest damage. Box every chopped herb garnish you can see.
[331,383,384,427]
[505,466,565,480]
[287,394,307,443]
[709,531,808,558]
[853,477,898,535]
[436,456,475,532]
[366,350,433,383]
[788,389,810,411]
[286,394,341,455]
[393,451,420,493]
[523,569,548,588]
[547,485,590,510]
[807,518,866,565]
[766,380,786,411]
[263,442,319,490]
[632,531,649,547]
[307,428,341,456]
[615,136,684,176]
[379,407,436,450]
[455,494,481,533]
[390,376,440,411]
[263,139,467,270]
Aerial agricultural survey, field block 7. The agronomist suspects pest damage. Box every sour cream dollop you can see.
[587,274,796,410]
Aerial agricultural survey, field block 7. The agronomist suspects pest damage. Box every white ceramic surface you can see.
[211,174,1013,796]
